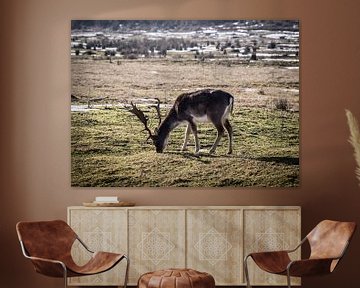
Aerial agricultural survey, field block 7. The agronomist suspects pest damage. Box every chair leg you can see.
[244,255,252,288]
[62,264,68,288]
[286,269,292,288]
[123,255,130,288]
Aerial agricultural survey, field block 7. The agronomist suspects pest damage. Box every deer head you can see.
[128,99,164,152]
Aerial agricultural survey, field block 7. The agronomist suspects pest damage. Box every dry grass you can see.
[71,58,299,110]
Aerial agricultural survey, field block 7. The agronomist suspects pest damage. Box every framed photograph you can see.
[71,20,299,187]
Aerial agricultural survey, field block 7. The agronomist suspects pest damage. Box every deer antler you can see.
[152,98,162,127]
[128,102,154,141]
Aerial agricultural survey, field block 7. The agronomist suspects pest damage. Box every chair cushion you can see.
[138,268,215,288]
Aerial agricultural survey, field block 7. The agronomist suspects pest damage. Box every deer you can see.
[128,89,234,155]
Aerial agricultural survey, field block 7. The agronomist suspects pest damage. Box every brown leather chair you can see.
[16,220,129,288]
[244,220,356,288]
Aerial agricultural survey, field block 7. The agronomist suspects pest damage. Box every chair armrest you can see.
[25,255,65,266]
[25,255,67,277]
[76,236,94,253]
[287,258,335,277]
[246,236,305,259]
[247,250,290,258]
[19,240,67,277]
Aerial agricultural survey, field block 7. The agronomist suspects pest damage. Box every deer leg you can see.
[188,121,200,154]
[224,119,233,154]
[181,123,192,151]
[209,125,225,154]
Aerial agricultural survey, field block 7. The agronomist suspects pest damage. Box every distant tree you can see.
[250,47,257,60]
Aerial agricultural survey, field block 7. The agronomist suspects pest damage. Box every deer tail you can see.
[229,95,234,115]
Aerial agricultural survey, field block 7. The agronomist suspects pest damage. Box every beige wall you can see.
[1,0,360,287]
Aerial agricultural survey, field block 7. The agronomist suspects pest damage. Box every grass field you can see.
[71,57,299,187]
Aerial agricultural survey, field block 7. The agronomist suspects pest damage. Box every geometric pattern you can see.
[138,228,175,265]
[68,208,127,286]
[128,209,186,284]
[194,227,232,266]
[84,227,113,252]
[252,228,288,252]
[186,209,242,285]
[243,209,301,286]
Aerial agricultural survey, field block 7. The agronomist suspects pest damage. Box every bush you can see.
[105,50,116,56]
[125,53,138,60]
[268,41,277,49]
[274,98,290,111]
[82,50,96,56]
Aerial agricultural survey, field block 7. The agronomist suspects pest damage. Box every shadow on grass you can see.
[164,150,235,164]
[255,156,299,165]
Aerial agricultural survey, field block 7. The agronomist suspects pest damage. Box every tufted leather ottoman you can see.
[138,268,215,288]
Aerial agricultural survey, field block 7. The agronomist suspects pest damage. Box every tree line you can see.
[71,20,299,32]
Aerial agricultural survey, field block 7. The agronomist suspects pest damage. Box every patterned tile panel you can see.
[194,227,233,265]
[128,209,186,284]
[244,209,301,286]
[68,208,127,286]
[187,209,243,285]
[138,227,175,264]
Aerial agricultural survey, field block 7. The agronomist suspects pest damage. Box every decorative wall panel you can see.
[187,209,242,285]
[67,208,127,285]
[128,209,186,283]
[244,208,301,285]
